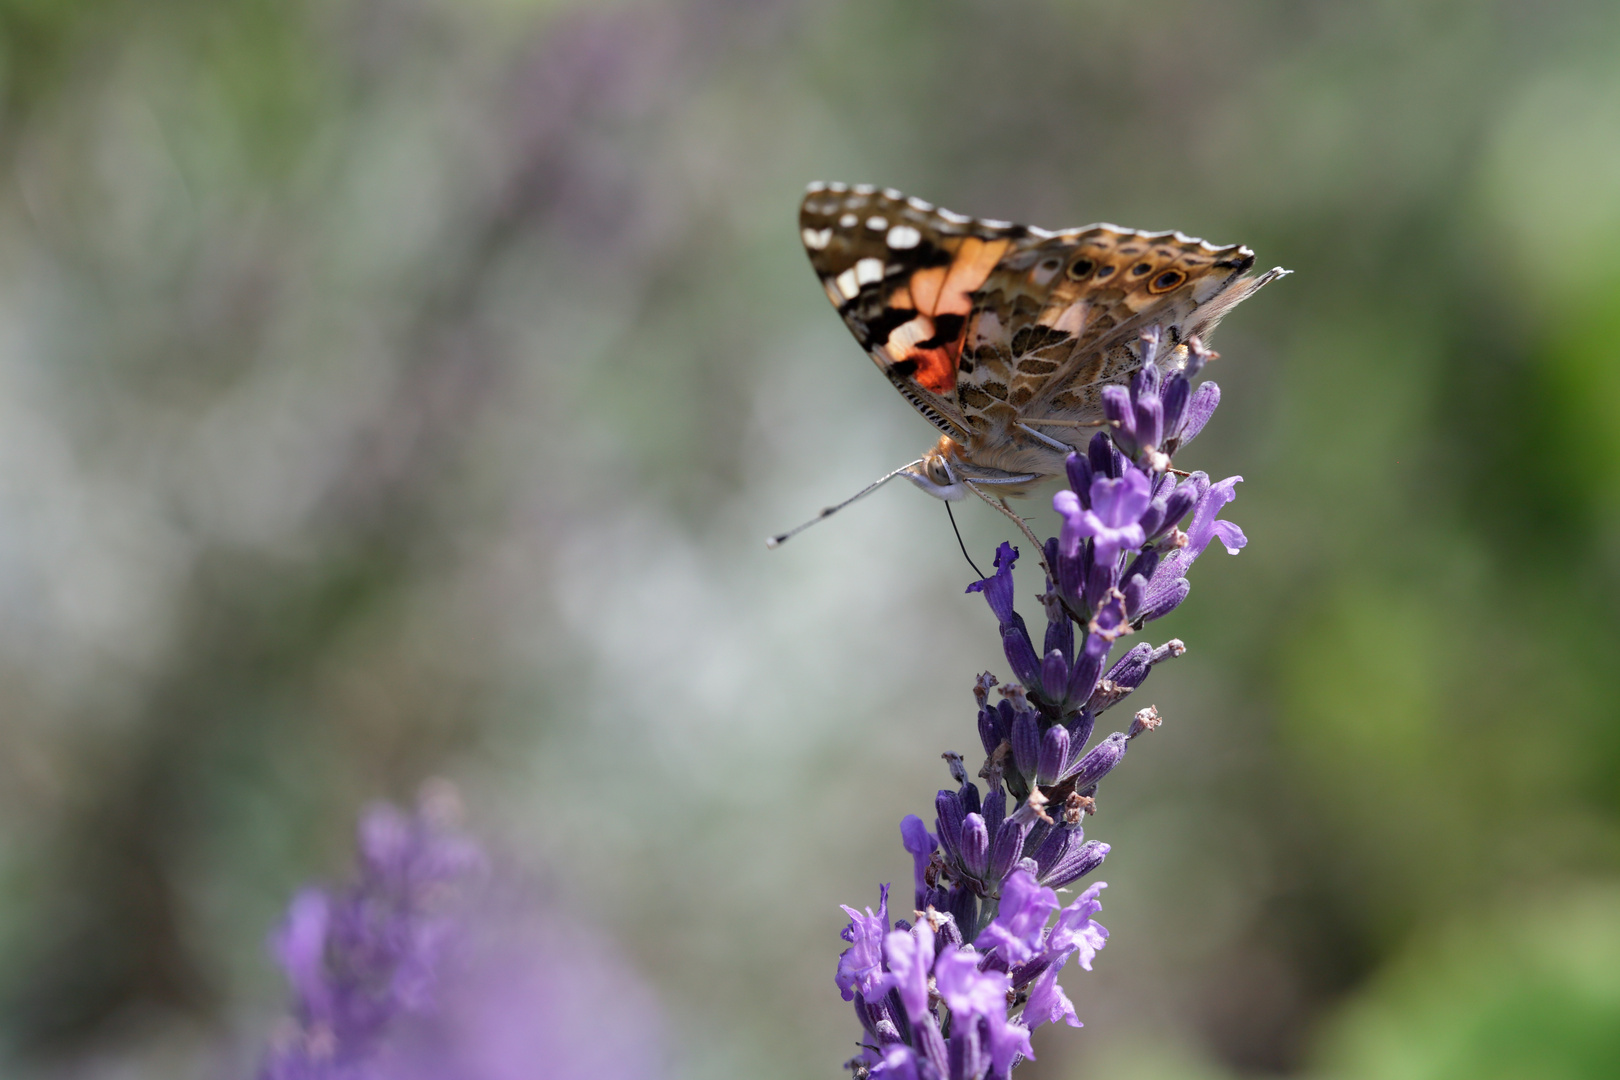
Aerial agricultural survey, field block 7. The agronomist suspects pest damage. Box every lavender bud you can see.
[1066,634,1108,703]
[1011,708,1040,779]
[1122,574,1148,620]
[1030,819,1077,871]
[1064,452,1093,507]
[1032,824,1085,882]
[935,789,965,861]
[1134,393,1163,451]
[958,813,990,879]
[1176,380,1220,447]
[1138,577,1190,623]
[1067,731,1129,791]
[1087,431,1117,479]
[958,777,981,817]
[1043,840,1110,890]
[1184,336,1213,378]
[1003,618,1042,690]
[1123,549,1161,585]
[1101,385,1135,446]
[1139,325,1162,368]
[981,785,1005,838]
[988,815,1035,882]
[1036,724,1070,785]
[978,706,1002,758]
[1040,648,1068,701]
[1161,370,1191,438]
[1042,597,1074,662]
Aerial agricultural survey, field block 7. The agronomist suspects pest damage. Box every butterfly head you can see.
[899,439,970,501]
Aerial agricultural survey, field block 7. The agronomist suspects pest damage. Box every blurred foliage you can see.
[0,1,1615,1078]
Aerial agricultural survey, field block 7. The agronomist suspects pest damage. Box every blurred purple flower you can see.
[259,789,664,1080]
[835,326,1251,1077]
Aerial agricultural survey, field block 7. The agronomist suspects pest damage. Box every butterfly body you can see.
[800,182,1287,500]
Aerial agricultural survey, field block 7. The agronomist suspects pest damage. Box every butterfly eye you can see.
[1131,262,1153,277]
[1148,269,1187,294]
[1065,257,1096,280]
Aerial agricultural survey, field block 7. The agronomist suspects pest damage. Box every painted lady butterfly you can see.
[769,183,1286,548]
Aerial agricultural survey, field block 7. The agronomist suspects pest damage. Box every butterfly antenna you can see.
[766,460,925,548]
[945,502,985,578]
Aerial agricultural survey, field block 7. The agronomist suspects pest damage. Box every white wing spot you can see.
[883,187,904,200]
[855,257,884,285]
[865,215,888,231]
[827,182,849,193]
[835,268,860,300]
[938,209,971,224]
[1031,257,1061,286]
[980,218,1013,229]
[886,225,922,249]
[853,183,877,195]
[801,227,832,250]
[906,196,934,211]
[806,181,828,193]
[839,213,858,228]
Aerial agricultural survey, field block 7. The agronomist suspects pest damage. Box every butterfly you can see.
[768,182,1286,548]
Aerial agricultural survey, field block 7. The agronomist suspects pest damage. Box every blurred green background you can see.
[0,1,1617,1078]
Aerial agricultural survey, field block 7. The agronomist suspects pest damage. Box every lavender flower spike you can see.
[260,792,485,1079]
[834,315,1259,1077]
[259,789,667,1080]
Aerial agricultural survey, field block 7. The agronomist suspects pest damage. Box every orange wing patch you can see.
[880,236,1010,396]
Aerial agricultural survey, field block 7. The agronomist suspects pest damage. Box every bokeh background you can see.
[1,1,1618,1078]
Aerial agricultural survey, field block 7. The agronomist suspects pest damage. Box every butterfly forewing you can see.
[799,184,1039,441]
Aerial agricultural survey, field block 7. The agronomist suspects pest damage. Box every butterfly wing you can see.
[959,226,1285,430]
[799,184,1044,442]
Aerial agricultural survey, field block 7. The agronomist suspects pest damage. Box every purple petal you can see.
[1186,476,1243,556]
[965,542,1020,624]
[1048,882,1109,970]
[987,1013,1035,1073]
[1022,962,1081,1030]
[975,870,1058,966]
[272,889,333,1019]
[836,885,891,1001]
[900,816,937,910]
[883,922,936,1024]
[1210,520,1248,555]
[1088,469,1152,530]
[870,1044,924,1080]
[1053,490,1088,559]
[934,946,1008,1024]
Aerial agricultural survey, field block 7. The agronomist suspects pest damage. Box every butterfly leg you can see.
[1016,422,1083,456]
[965,481,1052,577]
[1019,418,1108,428]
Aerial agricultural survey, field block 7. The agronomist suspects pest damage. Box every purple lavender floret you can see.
[837,327,1249,1078]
